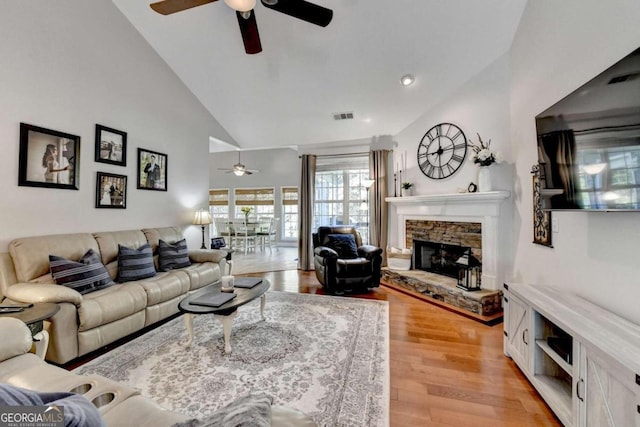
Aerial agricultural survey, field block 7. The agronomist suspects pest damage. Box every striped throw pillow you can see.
[117,243,156,282]
[158,239,191,272]
[49,249,115,295]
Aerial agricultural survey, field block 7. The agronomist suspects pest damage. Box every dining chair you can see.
[257,217,279,252]
[214,218,234,248]
[231,219,257,255]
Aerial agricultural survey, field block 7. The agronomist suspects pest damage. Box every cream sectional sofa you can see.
[0,317,316,427]
[0,227,227,365]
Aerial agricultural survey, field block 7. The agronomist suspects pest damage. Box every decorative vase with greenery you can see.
[240,206,252,222]
[401,182,413,197]
[468,134,500,191]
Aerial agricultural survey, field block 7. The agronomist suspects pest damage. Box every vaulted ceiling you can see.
[113,0,527,151]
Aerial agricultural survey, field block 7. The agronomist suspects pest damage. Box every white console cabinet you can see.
[504,283,640,427]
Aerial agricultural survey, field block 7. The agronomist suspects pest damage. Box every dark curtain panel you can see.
[369,150,389,265]
[298,154,316,270]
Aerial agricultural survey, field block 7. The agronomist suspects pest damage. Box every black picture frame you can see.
[96,172,127,209]
[137,148,167,191]
[18,123,80,190]
[95,124,127,166]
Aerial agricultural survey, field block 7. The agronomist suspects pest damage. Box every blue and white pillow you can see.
[117,243,156,282]
[50,249,114,294]
[158,238,191,271]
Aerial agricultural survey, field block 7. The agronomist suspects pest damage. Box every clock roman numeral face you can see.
[417,123,468,180]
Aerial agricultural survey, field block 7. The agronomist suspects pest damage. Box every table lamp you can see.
[193,209,212,249]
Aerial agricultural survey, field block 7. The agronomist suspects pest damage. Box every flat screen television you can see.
[535,47,640,211]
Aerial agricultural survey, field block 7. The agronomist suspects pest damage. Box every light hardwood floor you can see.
[240,269,562,427]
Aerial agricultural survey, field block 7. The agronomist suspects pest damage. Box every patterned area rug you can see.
[74,291,389,426]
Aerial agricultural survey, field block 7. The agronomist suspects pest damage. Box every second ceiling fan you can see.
[218,151,259,176]
[150,0,333,54]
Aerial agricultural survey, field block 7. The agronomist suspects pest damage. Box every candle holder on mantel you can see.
[456,252,482,291]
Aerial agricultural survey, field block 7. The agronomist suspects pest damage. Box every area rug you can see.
[73,291,389,426]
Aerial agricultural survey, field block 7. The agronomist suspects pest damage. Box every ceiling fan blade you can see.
[260,0,332,27]
[236,10,262,54]
[150,0,218,15]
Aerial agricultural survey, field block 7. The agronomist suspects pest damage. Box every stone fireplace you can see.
[383,191,511,319]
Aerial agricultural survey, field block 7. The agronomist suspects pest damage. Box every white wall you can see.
[394,55,513,196]
[509,0,640,324]
[0,0,235,250]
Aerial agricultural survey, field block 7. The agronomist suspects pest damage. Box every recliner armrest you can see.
[188,249,227,264]
[5,283,83,306]
[0,318,33,362]
[357,245,383,260]
[314,246,339,259]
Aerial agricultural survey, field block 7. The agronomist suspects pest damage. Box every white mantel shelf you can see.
[386,190,512,291]
[386,191,511,218]
[386,191,510,206]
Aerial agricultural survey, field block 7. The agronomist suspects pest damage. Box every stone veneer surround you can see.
[386,191,511,291]
[406,219,482,263]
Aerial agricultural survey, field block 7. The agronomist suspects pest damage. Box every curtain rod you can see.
[298,152,370,159]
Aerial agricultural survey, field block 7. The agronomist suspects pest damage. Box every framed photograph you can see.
[95,124,127,166]
[137,148,167,191]
[18,123,80,190]
[96,172,127,209]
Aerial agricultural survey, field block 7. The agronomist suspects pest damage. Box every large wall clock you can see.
[417,122,468,179]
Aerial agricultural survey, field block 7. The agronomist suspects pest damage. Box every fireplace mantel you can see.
[386,191,510,216]
[385,191,512,290]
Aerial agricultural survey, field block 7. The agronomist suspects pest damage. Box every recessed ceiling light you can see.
[400,74,415,86]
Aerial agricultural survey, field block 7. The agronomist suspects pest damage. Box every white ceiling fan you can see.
[218,151,259,176]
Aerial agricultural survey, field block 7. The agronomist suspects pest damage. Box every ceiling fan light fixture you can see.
[400,74,415,86]
[224,0,256,12]
[261,0,278,5]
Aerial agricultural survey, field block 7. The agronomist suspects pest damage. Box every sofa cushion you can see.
[50,249,114,295]
[9,233,100,283]
[181,263,220,291]
[137,271,190,306]
[326,234,359,259]
[78,283,147,331]
[93,230,150,279]
[118,244,156,282]
[158,239,191,271]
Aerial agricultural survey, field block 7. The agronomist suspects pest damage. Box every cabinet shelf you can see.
[536,339,572,374]
[533,375,572,426]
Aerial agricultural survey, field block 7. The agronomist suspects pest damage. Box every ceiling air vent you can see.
[333,111,354,121]
[608,72,640,84]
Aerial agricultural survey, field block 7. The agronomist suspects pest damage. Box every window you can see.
[209,188,229,235]
[234,188,275,218]
[282,186,298,239]
[314,156,370,244]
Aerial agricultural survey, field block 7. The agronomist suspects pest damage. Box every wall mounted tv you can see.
[535,47,640,211]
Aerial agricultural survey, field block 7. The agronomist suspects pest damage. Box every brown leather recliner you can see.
[312,226,383,295]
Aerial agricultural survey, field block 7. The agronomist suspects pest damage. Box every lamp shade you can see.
[193,210,212,225]
[362,178,375,188]
[223,0,256,12]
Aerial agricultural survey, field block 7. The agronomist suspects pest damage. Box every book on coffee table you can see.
[190,292,237,308]
[233,278,263,289]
